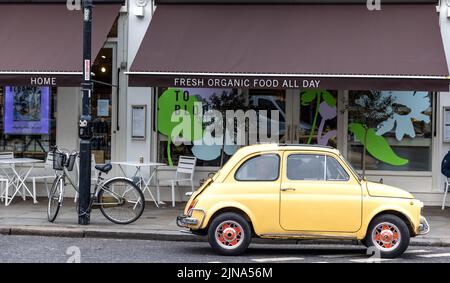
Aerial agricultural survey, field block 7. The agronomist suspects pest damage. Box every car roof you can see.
[237,144,341,155]
[214,144,343,183]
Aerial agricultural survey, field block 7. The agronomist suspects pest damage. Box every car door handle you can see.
[281,188,297,192]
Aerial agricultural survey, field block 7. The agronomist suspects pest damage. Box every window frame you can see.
[0,86,57,160]
[345,90,434,173]
[325,155,350,182]
[234,153,281,182]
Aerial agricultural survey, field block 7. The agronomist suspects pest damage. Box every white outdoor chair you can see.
[0,175,9,205]
[157,156,197,207]
[74,154,98,203]
[443,177,449,210]
[0,152,14,205]
[0,152,14,158]
[0,152,14,175]
[25,152,56,203]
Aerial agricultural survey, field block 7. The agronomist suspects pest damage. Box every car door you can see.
[226,152,282,232]
[280,152,362,233]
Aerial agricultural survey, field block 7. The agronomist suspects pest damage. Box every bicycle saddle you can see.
[95,163,112,174]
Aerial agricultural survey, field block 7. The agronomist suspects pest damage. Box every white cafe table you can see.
[111,161,166,208]
[0,158,44,206]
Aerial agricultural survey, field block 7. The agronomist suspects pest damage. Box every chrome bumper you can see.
[176,215,199,227]
[419,216,430,235]
[176,208,206,229]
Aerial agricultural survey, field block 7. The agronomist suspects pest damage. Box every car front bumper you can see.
[418,216,430,235]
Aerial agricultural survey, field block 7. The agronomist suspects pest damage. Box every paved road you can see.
[1,235,450,263]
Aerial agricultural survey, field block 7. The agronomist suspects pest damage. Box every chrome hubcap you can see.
[215,220,244,250]
[372,222,401,252]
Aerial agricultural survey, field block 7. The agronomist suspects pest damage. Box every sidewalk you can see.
[1,198,449,247]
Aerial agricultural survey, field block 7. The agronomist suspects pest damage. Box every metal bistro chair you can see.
[0,152,14,205]
[157,156,197,207]
[443,177,449,210]
[0,175,9,205]
[25,151,57,202]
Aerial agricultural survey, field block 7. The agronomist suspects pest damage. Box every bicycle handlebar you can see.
[52,145,78,157]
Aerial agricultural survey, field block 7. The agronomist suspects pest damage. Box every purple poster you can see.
[4,86,50,135]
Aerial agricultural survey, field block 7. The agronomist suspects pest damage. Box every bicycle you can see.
[48,146,145,224]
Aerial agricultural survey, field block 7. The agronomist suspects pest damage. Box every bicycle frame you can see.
[56,166,136,210]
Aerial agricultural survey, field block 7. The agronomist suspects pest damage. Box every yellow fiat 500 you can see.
[177,144,430,258]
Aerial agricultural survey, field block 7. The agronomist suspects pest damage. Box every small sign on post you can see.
[84,59,91,81]
[443,107,450,142]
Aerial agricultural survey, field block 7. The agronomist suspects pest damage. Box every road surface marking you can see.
[252,257,304,263]
[350,258,395,263]
[321,254,362,258]
[208,262,222,263]
[404,249,428,254]
[417,253,450,258]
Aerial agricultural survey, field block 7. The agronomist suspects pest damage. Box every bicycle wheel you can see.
[48,175,63,223]
[98,178,145,225]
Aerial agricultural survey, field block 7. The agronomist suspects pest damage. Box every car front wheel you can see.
[365,214,410,259]
[208,212,252,256]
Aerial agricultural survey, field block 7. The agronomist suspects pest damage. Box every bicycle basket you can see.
[66,154,77,172]
[53,151,66,171]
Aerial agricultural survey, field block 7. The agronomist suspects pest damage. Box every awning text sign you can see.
[128,74,450,91]
[174,77,321,89]
[31,76,57,86]
[0,74,82,86]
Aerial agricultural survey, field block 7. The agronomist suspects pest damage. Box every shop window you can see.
[156,88,285,167]
[249,89,286,145]
[91,48,113,164]
[347,91,433,171]
[298,90,338,147]
[0,86,57,160]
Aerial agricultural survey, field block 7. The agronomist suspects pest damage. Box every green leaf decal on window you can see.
[300,91,317,106]
[322,91,337,107]
[348,123,409,166]
[158,89,202,166]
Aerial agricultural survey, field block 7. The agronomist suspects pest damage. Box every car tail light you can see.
[187,199,199,213]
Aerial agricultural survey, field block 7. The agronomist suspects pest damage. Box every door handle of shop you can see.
[281,188,297,192]
[286,125,292,142]
[293,124,299,142]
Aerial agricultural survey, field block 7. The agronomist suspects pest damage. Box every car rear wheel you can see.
[208,212,252,256]
[365,214,410,259]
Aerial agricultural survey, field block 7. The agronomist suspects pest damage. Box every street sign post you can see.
[78,0,93,225]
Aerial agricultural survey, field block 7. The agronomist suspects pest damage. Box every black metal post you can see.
[78,0,93,225]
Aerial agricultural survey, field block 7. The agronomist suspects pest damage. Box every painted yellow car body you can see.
[180,144,427,243]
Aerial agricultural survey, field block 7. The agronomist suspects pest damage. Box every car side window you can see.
[287,154,326,181]
[326,156,350,181]
[235,154,280,181]
[287,154,350,182]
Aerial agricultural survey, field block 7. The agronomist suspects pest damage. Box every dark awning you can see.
[128,4,449,91]
[0,4,121,86]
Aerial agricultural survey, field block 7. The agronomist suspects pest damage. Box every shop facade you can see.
[1,0,450,206]
[0,0,123,199]
[125,0,450,206]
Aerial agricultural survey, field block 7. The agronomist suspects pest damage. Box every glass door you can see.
[248,89,287,145]
[288,89,339,148]
[91,45,116,164]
